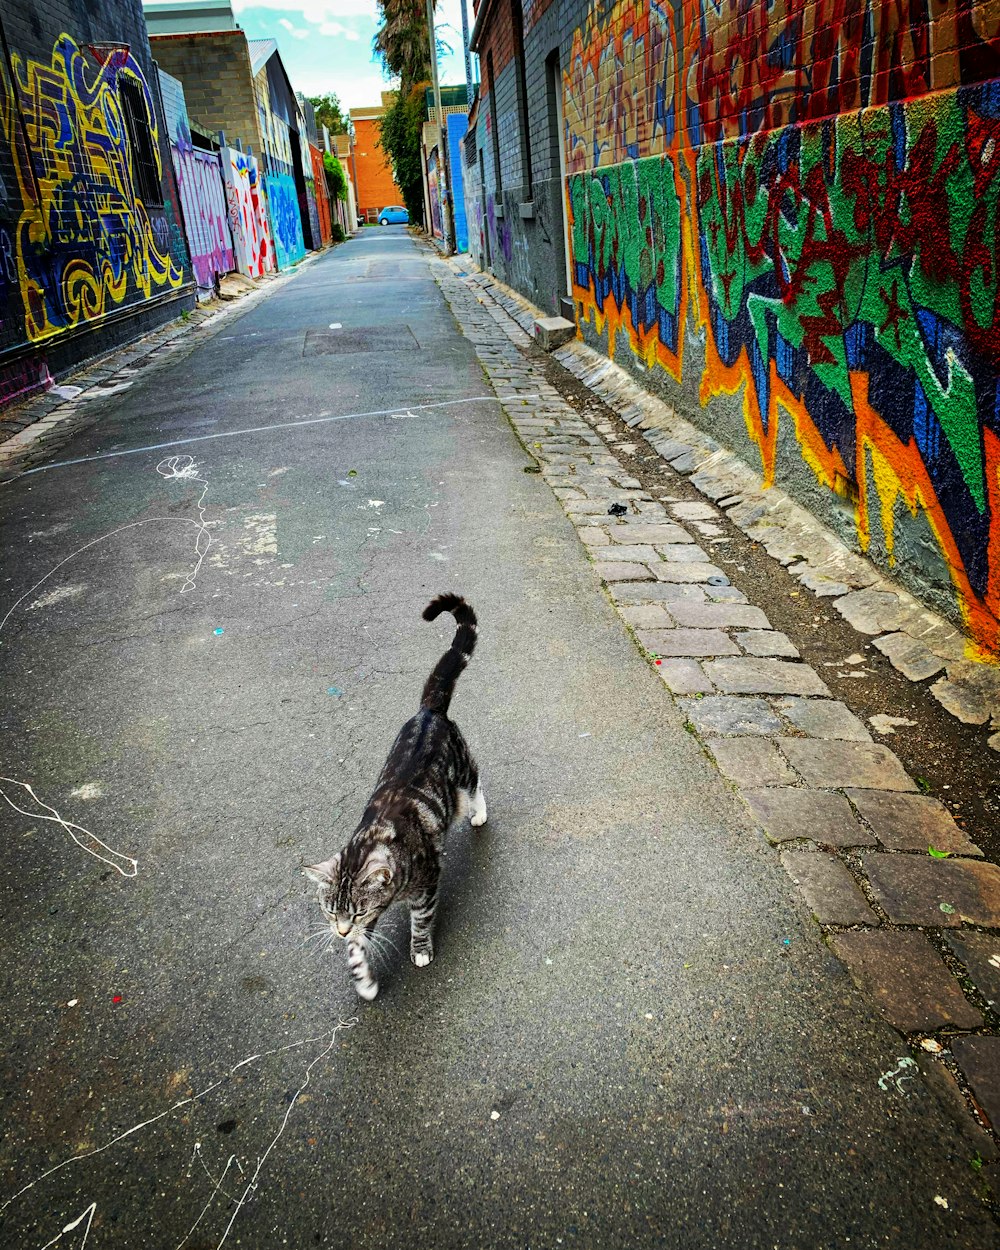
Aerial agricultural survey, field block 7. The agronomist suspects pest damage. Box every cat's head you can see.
[304,847,395,938]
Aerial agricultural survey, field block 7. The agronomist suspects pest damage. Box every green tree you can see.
[307,93,349,136]
[323,152,348,202]
[373,0,434,226]
[373,0,431,86]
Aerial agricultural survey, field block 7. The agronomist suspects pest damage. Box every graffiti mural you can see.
[2,35,184,345]
[264,172,305,269]
[310,143,333,246]
[427,147,444,241]
[159,71,234,290]
[222,147,272,279]
[564,0,1000,653]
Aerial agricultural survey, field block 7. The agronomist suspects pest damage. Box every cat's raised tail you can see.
[420,594,477,716]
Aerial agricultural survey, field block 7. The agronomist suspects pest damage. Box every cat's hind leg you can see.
[469,775,487,827]
[409,886,438,968]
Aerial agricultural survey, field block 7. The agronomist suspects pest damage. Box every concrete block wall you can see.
[149,32,261,156]
[0,0,194,408]
[466,0,1000,655]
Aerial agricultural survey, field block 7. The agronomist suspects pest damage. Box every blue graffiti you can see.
[264,174,304,269]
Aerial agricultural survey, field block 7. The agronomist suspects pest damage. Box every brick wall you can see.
[352,115,403,217]
[0,0,194,408]
[465,0,1000,653]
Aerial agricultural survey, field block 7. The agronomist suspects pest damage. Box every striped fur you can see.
[305,596,486,1000]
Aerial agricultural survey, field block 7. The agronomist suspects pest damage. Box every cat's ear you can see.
[358,854,392,889]
[303,852,340,887]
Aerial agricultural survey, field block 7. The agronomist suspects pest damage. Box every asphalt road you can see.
[0,228,994,1249]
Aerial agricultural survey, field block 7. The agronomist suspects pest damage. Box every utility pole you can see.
[426,0,455,255]
[459,0,474,104]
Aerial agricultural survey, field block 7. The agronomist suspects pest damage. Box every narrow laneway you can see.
[0,230,991,1249]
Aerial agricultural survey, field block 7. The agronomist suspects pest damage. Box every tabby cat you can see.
[305,594,485,1000]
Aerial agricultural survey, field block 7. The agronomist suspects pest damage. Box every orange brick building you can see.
[350,94,404,221]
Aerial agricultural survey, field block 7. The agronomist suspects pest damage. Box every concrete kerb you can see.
[432,248,1000,1154]
[0,250,326,478]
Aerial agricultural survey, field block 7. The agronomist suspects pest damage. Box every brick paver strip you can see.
[618,603,676,629]
[777,739,917,790]
[744,788,876,848]
[656,544,711,563]
[707,739,797,787]
[774,698,872,742]
[655,658,714,694]
[609,524,693,544]
[861,855,1000,927]
[651,562,730,584]
[951,1037,1000,1132]
[829,931,983,1033]
[703,658,831,697]
[597,562,655,583]
[666,601,771,630]
[592,545,660,563]
[846,790,983,856]
[733,630,799,658]
[780,850,878,925]
[944,932,1000,1012]
[636,628,739,657]
[607,582,708,606]
[679,696,783,737]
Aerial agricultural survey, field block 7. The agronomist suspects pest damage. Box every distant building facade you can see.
[351,94,404,222]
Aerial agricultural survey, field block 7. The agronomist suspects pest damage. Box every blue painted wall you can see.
[447,113,468,254]
[264,173,305,269]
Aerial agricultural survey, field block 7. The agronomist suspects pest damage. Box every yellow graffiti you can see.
[5,35,182,344]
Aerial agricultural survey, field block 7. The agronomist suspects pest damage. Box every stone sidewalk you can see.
[433,252,1000,1159]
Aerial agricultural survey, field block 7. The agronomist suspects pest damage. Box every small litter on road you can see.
[608,502,628,516]
[67,999,78,1008]
[939,902,956,914]
[112,995,122,1004]
[490,1111,500,1121]
[367,500,385,509]
[214,627,224,635]
[920,1039,944,1054]
[578,732,591,738]
[328,322,342,329]
[928,846,951,859]
[878,1056,919,1093]
[327,687,343,697]
[934,1196,950,1210]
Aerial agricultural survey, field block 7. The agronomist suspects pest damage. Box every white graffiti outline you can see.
[0,458,215,876]
[39,1202,96,1249]
[878,1056,919,1094]
[3,1020,358,1245]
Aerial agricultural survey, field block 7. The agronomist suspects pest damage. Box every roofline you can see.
[469,0,498,54]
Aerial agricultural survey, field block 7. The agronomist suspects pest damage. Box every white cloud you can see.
[278,16,310,37]
[318,20,361,39]
[232,0,378,19]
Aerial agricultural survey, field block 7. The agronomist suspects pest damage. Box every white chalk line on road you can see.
[16,394,531,476]
[3,1020,358,1248]
[0,458,215,877]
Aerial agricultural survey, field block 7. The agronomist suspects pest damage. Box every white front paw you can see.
[355,979,379,1000]
[470,809,487,827]
[413,951,431,968]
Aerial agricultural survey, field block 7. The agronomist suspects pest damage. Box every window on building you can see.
[119,74,164,208]
[486,50,502,195]
[511,0,532,199]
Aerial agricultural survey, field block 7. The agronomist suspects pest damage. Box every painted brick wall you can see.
[0,0,194,408]
[468,0,1000,655]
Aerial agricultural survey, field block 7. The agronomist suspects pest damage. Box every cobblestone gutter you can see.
[434,252,1000,1162]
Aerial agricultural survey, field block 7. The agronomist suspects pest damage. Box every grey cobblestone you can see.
[707,739,797,788]
[861,855,1000,928]
[591,545,659,563]
[847,790,982,856]
[679,696,783,737]
[655,658,714,694]
[774,698,872,742]
[735,630,799,658]
[777,740,916,790]
[666,601,771,631]
[597,563,655,583]
[636,628,739,657]
[745,788,875,848]
[780,850,878,926]
[651,562,730,585]
[703,658,831,697]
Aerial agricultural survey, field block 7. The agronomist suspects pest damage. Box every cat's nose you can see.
[335,919,352,937]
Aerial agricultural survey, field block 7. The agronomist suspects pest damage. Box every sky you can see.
[230,0,475,111]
